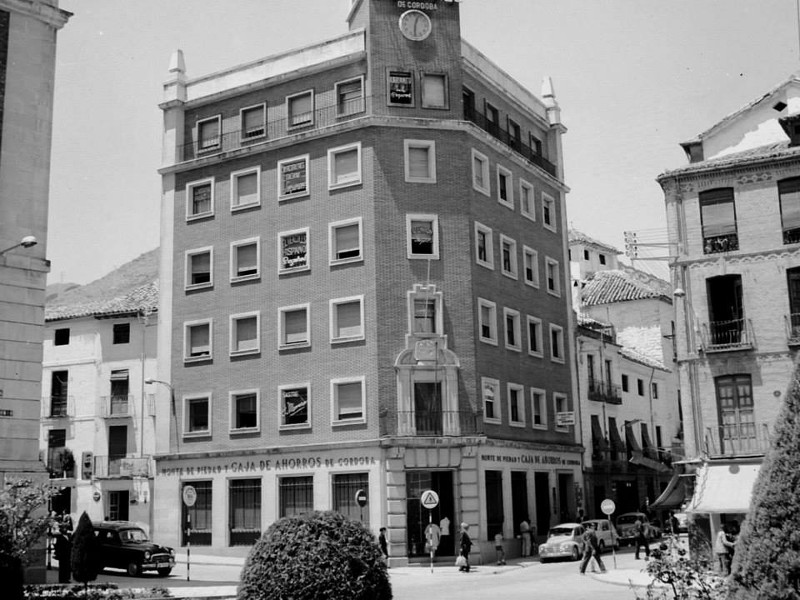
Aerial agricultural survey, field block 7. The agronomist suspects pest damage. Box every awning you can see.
[650,470,689,509]
[630,452,671,473]
[608,422,625,452]
[640,425,658,460]
[625,423,643,454]
[686,462,761,514]
[591,415,608,449]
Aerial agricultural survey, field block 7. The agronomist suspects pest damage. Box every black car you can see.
[93,521,175,577]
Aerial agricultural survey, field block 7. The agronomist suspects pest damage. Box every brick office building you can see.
[154,0,577,562]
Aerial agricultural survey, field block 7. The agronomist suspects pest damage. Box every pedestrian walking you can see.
[494,531,506,565]
[54,524,72,583]
[714,525,734,575]
[378,527,389,564]
[633,516,650,560]
[458,522,472,573]
[579,522,606,575]
[519,518,532,557]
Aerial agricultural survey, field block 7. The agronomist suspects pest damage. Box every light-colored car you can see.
[581,519,619,552]
[538,523,585,562]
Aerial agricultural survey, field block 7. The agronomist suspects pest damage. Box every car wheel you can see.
[571,546,580,561]
[126,562,141,577]
[157,568,172,577]
[598,540,606,554]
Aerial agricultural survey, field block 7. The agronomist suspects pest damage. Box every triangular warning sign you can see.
[422,491,435,504]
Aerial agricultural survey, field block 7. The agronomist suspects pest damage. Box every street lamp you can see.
[0,235,37,255]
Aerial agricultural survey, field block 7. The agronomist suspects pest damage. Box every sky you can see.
[47,0,800,285]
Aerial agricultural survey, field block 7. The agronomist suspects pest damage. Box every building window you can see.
[196,116,220,152]
[700,188,738,254]
[183,394,210,436]
[333,473,369,526]
[54,328,70,346]
[387,69,414,106]
[331,377,365,423]
[329,218,363,264]
[508,383,525,426]
[637,379,644,396]
[474,221,494,269]
[478,299,497,345]
[715,374,755,452]
[404,140,436,183]
[531,388,547,429]
[184,320,212,361]
[530,133,543,156]
[472,149,491,196]
[279,384,310,429]
[230,311,260,356]
[599,253,607,265]
[621,374,629,392]
[780,177,800,244]
[507,118,522,150]
[186,178,214,219]
[421,72,448,108]
[49,371,68,417]
[278,228,310,274]
[583,249,590,260]
[520,179,535,220]
[109,370,129,416]
[550,324,565,363]
[526,316,543,357]
[229,479,261,546]
[406,214,439,259]
[504,308,521,351]
[482,378,500,424]
[545,258,561,296]
[279,304,310,349]
[336,77,365,116]
[523,246,539,288]
[412,298,436,334]
[500,235,518,279]
[231,167,260,210]
[185,247,213,290]
[542,192,556,231]
[230,238,260,281]
[328,142,362,189]
[240,103,265,140]
[113,323,130,345]
[182,481,212,546]
[277,154,309,200]
[554,393,570,431]
[230,390,259,433]
[287,90,314,128]
[485,101,499,135]
[652,382,659,399]
[330,296,364,343]
[497,166,513,209]
[279,476,313,518]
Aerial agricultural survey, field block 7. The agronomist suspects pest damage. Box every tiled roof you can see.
[46,281,158,321]
[568,228,621,255]
[658,141,800,179]
[580,270,670,306]
[576,311,611,329]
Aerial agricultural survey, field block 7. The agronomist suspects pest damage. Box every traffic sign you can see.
[182,485,197,507]
[355,488,368,508]
[420,489,439,510]
[600,498,616,516]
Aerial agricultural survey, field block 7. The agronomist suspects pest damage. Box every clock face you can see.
[399,10,432,41]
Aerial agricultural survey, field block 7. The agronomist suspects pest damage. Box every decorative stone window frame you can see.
[278,383,312,431]
[499,234,518,280]
[329,217,363,266]
[549,323,565,364]
[503,307,521,352]
[496,165,514,210]
[545,257,561,297]
[230,237,260,283]
[328,142,362,190]
[331,376,366,425]
[277,154,310,201]
[330,295,365,344]
[523,245,540,288]
[239,103,266,141]
[531,387,548,430]
[186,177,215,221]
[286,89,314,129]
[404,139,437,184]
[507,383,526,428]
[520,179,536,221]
[542,192,557,232]
[229,311,260,357]
[183,319,213,363]
[278,227,310,275]
[183,392,212,438]
[229,389,260,434]
[471,148,491,196]
[406,284,443,337]
[406,213,440,260]
[477,298,498,346]
[526,315,543,358]
[474,221,494,270]
[481,377,501,425]
[554,392,570,432]
[278,303,311,350]
[185,246,213,291]
[196,115,221,154]
[230,166,261,212]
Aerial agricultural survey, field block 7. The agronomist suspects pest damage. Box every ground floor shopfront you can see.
[152,438,583,565]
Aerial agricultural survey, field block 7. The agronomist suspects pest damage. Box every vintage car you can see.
[93,521,175,577]
[538,523,585,562]
[581,519,619,551]
[615,512,658,546]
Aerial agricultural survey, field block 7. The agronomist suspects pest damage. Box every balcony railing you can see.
[93,455,152,479]
[703,232,739,255]
[41,395,73,419]
[587,379,623,405]
[704,422,772,457]
[786,313,800,346]
[393,410,481,437]
[177,97,366,163]
[702,318,753,352]
[102,394,133,418]
[463,107,558,177]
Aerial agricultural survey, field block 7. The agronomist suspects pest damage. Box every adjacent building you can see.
[658,72,800,539]
[155,0,577,562]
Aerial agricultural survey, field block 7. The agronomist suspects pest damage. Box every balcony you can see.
[177,97,366,163]
[463,107,558,177]
[786,313,800,346]
[704,422,771,457]
[393,410,482,437]
[587,379,623,405]
[93,455,152,479]
[102,394,133,418]
[703,232,739,255]
[41,395,73,419]
[702,318,754,352]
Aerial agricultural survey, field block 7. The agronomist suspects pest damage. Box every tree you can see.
[729,369,800,599]
[70,511,98,594]
[239,510,392,600]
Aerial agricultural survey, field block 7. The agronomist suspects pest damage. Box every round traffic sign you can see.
[420,489,439,510]
[600,498,616,516]
[182,485,197,507]
[355,488,368,508]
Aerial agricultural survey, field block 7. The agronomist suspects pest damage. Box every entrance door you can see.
[557,473,575,522]
[406,471,455,557]
[413,382,442,435]
[511,472,528,536]
[534,472,550,539]
[108,490,129,521]
[788,268,800,336]
[108,426,127,476]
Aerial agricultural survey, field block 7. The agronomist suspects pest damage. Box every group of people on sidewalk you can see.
[714,520,739,576]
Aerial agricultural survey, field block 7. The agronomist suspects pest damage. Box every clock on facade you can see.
[399,9,432,41]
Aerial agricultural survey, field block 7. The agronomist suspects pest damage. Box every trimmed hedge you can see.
[238,511,391,600]
[24,584,170,600]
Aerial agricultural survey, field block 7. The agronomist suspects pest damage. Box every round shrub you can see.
[238,510,391,600]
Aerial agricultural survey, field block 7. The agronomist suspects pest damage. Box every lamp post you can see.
[0,235,37,256]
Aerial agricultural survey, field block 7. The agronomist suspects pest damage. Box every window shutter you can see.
[408,146,430,179]
[235,172,258,206]
[242,107,264,136]
[335,224,360,259]
[199,119,219,148]
[284,310,307,343]
[336,302,361,338]
[190,326,210,355]
[424,75,446,107]
[289,94,312,125]
[337,382,362,418]
[334,149,358,183]
[236,317,258,351]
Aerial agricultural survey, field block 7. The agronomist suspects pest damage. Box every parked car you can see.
[93,521,175,577]
[649,518,664,539]
[581,519,619,551]
[538,523,585,562]
[615,512,656,546]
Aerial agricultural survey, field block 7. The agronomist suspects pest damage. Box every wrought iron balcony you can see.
[702,318,753,352]
[102,394,133,418]
[702,232,739,255]
[786,313,800,346]
[703,422,772,457]
[93,455,152,479]
[41,395,73,419]
[463,107,557,177]
[393,410,481,437]
[587,379,623,405]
